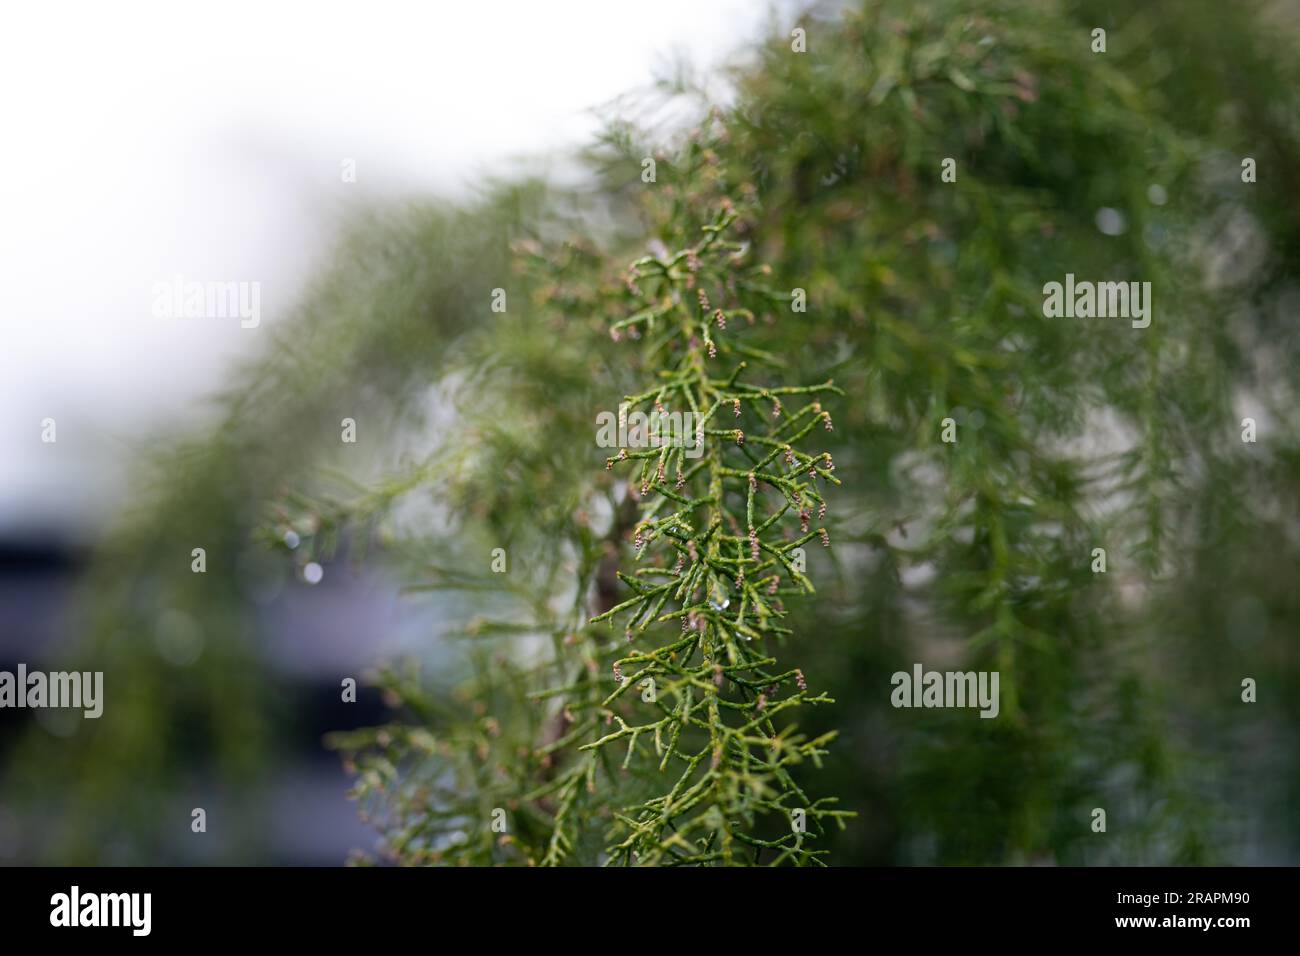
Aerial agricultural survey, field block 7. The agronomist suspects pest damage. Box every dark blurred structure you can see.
[0,530,388,864]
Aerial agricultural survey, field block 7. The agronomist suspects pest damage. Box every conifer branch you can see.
[585,205,853,865]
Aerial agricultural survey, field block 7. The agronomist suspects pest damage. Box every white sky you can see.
[0,0,773,535]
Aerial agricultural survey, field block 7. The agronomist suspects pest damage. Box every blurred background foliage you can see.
[7,0,1300,864]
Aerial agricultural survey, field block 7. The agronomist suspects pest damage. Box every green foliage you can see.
[585,209,852,864]
[320,0,1300,866]
[324,207,856,865]
[12,0,1300,866]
